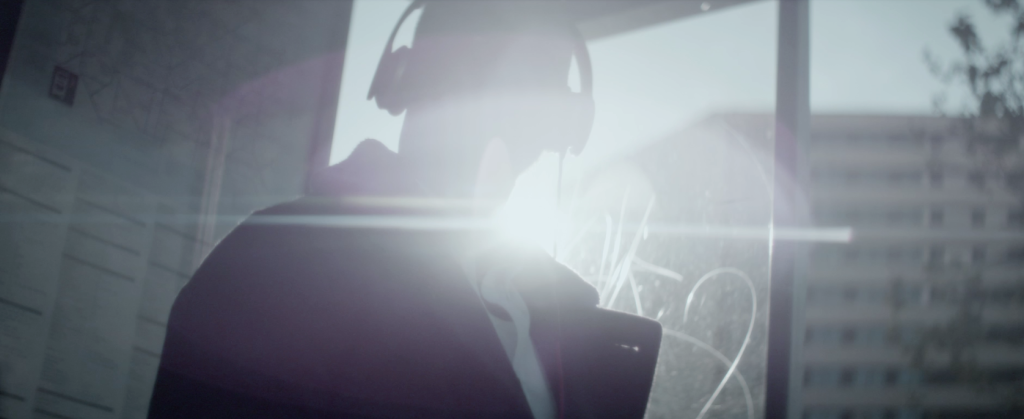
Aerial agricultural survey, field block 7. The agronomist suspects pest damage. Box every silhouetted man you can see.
[148,3,661,419]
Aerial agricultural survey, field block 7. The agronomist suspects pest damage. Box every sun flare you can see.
[495,152,573,255]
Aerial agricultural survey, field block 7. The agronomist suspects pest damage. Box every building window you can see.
[929,170,943,187]
[860,327,887,346]
[929,209,944,227]
[860,368,886,387]
[839,368,855,386]
[967,171,986,189]
[821,208,924,227]
[887,248,905,263]
[843,287,858,302]
[888,170,923,186]
[844,248,861,263]
[806,326,842,345]
[986,325,1024,344]
[1009,208,1024,228]
[972,246,986,265]
[841,328,856,345]
[885,369,899,386]
[928,245,945,266]
[1006,171,1024,190]
[887,209,919,225]
[886,326,900,344]
[971,208,985,228]
[862,288,886,304]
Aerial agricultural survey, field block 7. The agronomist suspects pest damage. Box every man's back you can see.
[150,199,534,418]
[148,141,661,419]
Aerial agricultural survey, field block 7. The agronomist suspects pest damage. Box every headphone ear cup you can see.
[369,46,412,116]
[568,96,595,155]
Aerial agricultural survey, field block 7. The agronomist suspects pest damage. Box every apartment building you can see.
[793,115,1023,419]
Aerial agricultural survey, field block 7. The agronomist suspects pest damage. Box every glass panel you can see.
[330,1,778,418]
[805,1,1024,418]
[555,5,778,418]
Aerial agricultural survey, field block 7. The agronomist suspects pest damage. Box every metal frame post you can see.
[766,1,810,419]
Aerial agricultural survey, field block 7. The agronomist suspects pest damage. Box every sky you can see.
[811,0,1004,115]
[327,0,1007,246]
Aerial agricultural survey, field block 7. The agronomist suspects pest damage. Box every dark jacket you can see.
[148,140,661,419]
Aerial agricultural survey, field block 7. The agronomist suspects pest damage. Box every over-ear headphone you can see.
[367,0,595,155]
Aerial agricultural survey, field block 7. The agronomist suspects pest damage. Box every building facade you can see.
[789,115,1022,419]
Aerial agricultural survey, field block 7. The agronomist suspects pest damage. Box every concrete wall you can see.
[0,2,350,418]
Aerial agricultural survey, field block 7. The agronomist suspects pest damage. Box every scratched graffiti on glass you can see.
[555,120,773,419]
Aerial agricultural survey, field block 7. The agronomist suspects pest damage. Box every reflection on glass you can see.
[557,115,775,419]
[534,4,778,417]
[331,2,779,418]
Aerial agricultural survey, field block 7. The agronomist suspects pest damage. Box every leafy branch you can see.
[926,0,1024,181]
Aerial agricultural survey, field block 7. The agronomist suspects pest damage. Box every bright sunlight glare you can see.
[496,152,573,255]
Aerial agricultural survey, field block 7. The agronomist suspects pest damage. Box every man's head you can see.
[369,1,593,200]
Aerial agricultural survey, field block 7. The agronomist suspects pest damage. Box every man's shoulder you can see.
[477,242,600,309]
[224,195,376,240]
[248,196,348,218]
[195,197,361,275]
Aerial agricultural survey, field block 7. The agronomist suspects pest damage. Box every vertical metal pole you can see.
[766,1,810,419]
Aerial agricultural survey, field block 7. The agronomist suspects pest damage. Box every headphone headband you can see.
[368,1,595,155]
[368,1,593,102]
[366,0,424,102]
